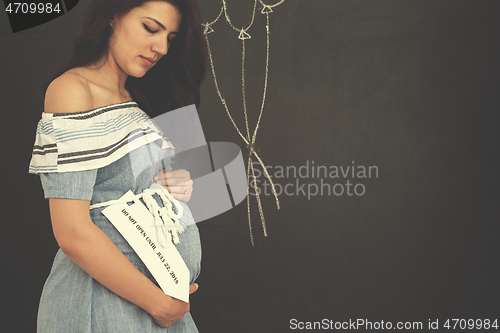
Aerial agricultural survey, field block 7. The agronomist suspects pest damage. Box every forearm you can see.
[49,199,165,315]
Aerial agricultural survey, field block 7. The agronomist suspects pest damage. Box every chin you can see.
[128,69,148,78]
[133,72,148,78]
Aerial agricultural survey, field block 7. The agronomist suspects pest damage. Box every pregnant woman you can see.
[29,0,206,331]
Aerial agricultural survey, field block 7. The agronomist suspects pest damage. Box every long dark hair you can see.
[43,0,206,117]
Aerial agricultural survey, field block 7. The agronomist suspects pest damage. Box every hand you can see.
[150,283,199,328]
[154,169,193,203]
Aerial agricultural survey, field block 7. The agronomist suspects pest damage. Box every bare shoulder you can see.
[44,69,94,114]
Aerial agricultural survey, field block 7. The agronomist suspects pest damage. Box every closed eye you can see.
[143,23,158,34]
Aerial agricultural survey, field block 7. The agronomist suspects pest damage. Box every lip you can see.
[140,56,156,67]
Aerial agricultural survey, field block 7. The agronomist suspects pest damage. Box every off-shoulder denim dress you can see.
[36,135,202,332]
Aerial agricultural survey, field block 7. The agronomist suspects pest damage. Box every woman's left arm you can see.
[154,169,193,202]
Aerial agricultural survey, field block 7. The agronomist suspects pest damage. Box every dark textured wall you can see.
[2,1,499,332]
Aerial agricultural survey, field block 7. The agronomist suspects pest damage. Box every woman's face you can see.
[108,1,182,78]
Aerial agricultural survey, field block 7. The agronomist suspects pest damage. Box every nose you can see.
[152,36,169,56]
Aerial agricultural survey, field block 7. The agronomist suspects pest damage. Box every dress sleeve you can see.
[40,169,98,200]
[28,103,172,174]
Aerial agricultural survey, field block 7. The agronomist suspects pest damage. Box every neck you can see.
[95,56,128,91]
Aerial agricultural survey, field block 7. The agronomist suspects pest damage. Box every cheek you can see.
[124,29,147,51]
[116,24,142,53]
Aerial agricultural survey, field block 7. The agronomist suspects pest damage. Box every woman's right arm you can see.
[49,198,195,327]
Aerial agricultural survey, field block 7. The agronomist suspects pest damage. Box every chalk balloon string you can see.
[203,0,285,245]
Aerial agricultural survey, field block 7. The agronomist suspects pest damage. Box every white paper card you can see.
[102,191,189,303]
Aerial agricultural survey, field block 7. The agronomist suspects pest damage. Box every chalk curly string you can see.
[203,0,285,245]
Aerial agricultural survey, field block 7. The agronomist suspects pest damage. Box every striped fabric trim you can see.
[29,103,174,174]
[51,101,137,118]
[32,143,57,155]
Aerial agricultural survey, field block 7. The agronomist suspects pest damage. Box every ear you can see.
[109,17,116,28]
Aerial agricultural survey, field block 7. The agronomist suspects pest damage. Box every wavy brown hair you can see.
[43,0,206,117]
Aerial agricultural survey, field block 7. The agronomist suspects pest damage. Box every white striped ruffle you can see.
[29,102,174,174]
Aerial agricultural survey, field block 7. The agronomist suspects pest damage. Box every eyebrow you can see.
[144,17,179,35]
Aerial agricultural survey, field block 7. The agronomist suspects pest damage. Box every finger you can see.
[162,169,190,181]
[154,173,193,187]
[189,283,199,294]
[169,188,191,202]
[171,193,191,203]
[154,177,169,186]
[166,185,191,195]
[154,319,175,328]
[159,177,192,187]
[162,322,174,328]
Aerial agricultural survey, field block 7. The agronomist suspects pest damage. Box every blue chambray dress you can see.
[30,102,201,333]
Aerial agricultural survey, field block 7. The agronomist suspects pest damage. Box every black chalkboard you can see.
[2,1,499,331]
